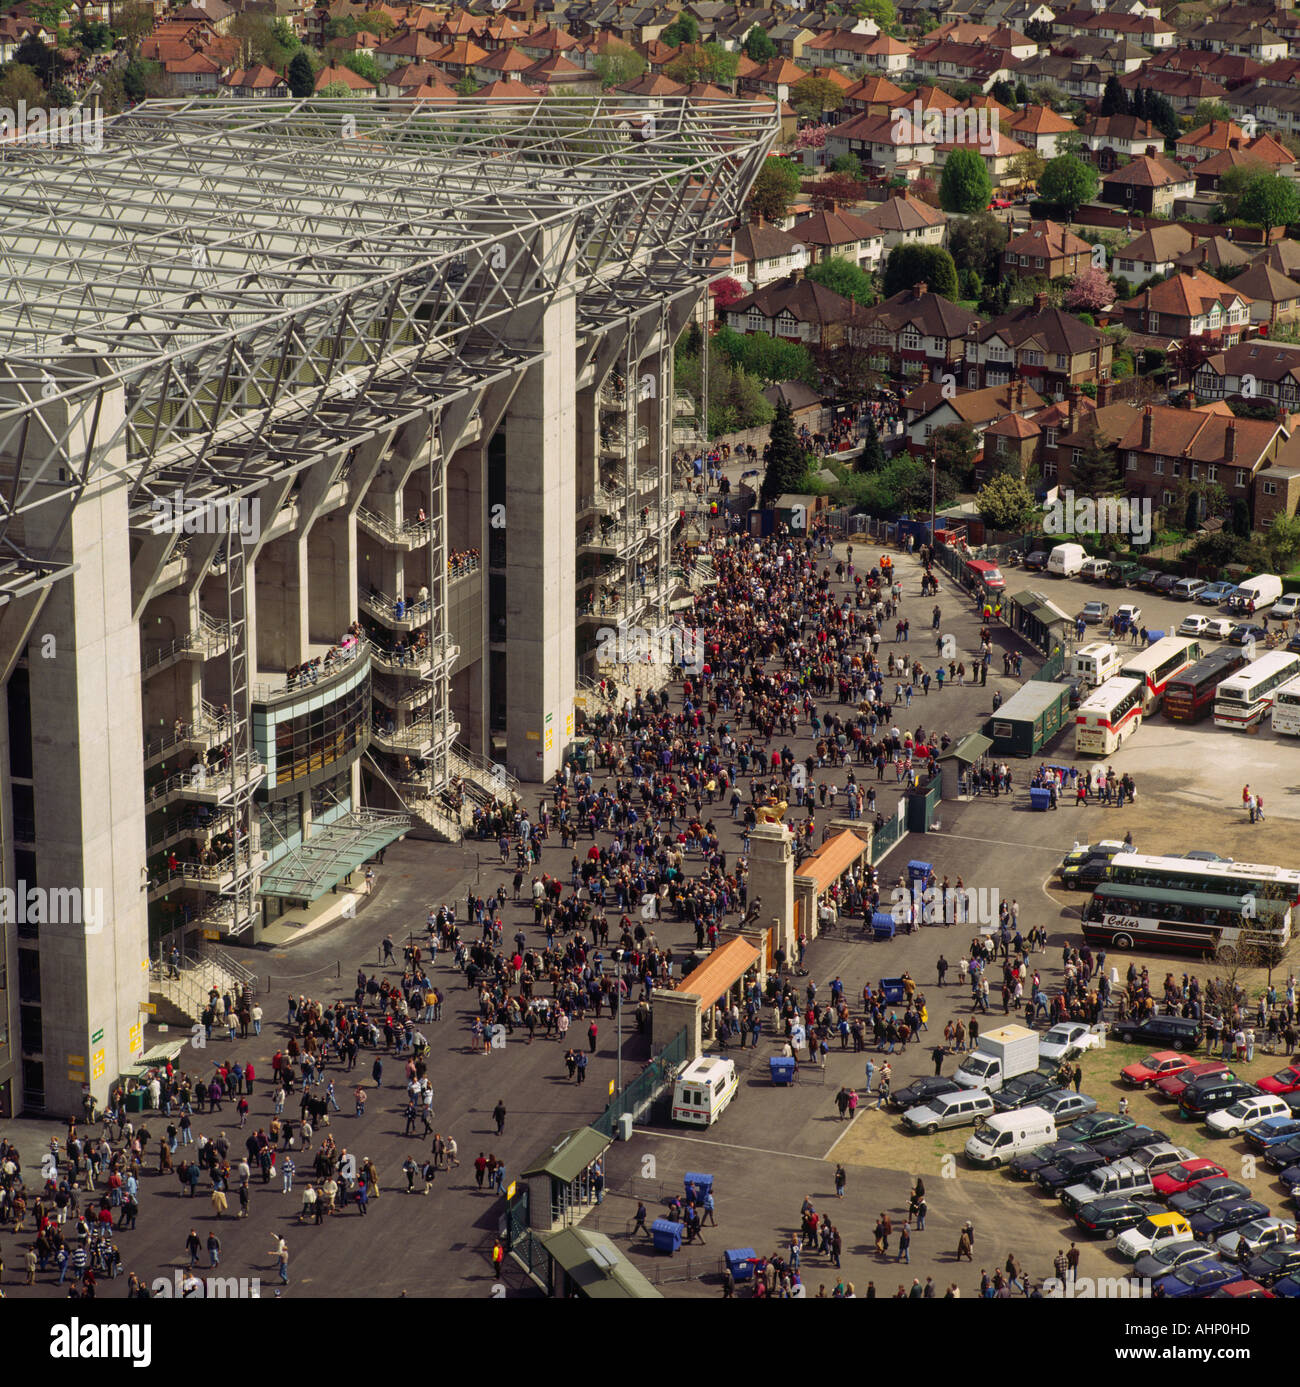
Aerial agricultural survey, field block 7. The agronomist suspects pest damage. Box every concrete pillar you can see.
[747,822,795,960]
[504,231,576,782]
[651,990,700,1062]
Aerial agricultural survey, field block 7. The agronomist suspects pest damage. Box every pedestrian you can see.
[898,1225,910,1264]
[493,1099,507,1136]
[834,1164,846,1199]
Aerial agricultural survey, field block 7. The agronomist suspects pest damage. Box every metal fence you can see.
[869,808,906,864]
[591,1026,691,1139]
[1031,647,1067,682]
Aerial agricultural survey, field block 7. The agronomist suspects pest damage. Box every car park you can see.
[1173,578,1207,601]
[1188,1198,1271,1241]
[890,1076,962,1111]
[1037,1090,1099,1122]
[1168,1177,1251,1215]
[1074,1195,1162,1238]
[1197,582,1236,605]
[1202,1092,1284,1136]
[1151,1157,1230,1199]
[1059,1111,1137,1146]
[1090,1126,1171,1162]
[1215,1217,1297,1262]
[1244,1115,1300,1150]
[1036,1146,1110,1193]
[1179,1077,1259,1121]
[1257,1064,1300,1097]
[1060,1156,1156,1215]
[1131,1241,1217,1282]
[991,1072,1063,1112]
[1152,1259,1244,1297]
[1155,1061,1233,1101]
[903,1088,996,1134]
[1115,1210,1195,1261]
[1009,1139,1091,1181]
[1228,622,1268,645]
[1246,1247,1300,1286]
[1111,1016,1202,1051]
[1039,1022,1101,1066]
[1121,1051,1191,1089]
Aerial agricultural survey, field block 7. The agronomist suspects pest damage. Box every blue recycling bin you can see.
[1030,788,1052,812]
[770,1056,796,1085]
[684,1172,714,1200]
[872,912,897,941]
[726,1248,758,1282]
[907,859,933,884]
[652,1219,684,1254]
[879,976,906,1005]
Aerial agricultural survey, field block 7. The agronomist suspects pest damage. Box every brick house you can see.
[964,297,1112,396]
[1001,221,1092,281]
[856,283,984,384]
[1119,270,1254,346]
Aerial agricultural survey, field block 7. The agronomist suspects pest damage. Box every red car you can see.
[1258,1064,1300,1097]
[1151,1157,1230,1199]
[1212,1281,1275,1299]
[1122,1051,1190,1089]
[1155,1060,1233,1100]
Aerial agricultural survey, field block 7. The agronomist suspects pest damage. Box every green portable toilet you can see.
[984,681,1071,758]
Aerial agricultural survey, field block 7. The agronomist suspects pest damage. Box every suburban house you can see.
[730,222,810,292]
[1119,269,1254,345]
[789,207,886,275]
[220,64,290,98]
[856,283,984,383]
[824,111,935,175]
[1006,105,1078,158]
[965,299,1113,397]
[1113,225,1197,282]
[1229,262,1300,327]
[1171,236,1253,277]
[1193,339,1300,412]
[1074,114,1164,170]
[855,190,948,249]
[840,74,909,115]
[1001,221,1092,281]
[902,378,1047,454]
[722,279,866,347]
[1099,154,1197,217]
[933,127,1030,187]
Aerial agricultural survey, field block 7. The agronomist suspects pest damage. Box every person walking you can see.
[898,1225,911,1264]
[492,1100,507,1136]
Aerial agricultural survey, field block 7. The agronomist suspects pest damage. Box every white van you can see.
[904,1088,997,1134]
[1228,574,1282,615]
[965,1106,1057,1167]
[1081,557,1111,582]
[671,1055,738,1126]
[1071,641,1123,688]
[1048,543,1086,577]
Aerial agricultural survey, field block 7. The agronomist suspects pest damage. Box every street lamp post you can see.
[929,454,937,547]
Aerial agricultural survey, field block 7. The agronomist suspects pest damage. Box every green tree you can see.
[762,399,810,505]
[1039,153,1099,220]
[1010,149,1045,187]
[288,49,315,98]
[70,19,113,51]
[0,63,45,108]
[991,79,1014,106]
[839,454,955,515]
[13,33,65,84]
[830,152,863,178]
[318,80,354,98]
[660,13,700,47]
[714,325,816,386]
[790,75,844,122]
[1239,171,1300,238]
[857,413,886,473]
[1217,161,1268,221]
[805,255,875,306]
[593,40,646,88]
[855,0,898,31]
[1191,99,1230,127]
[1100,74,1128,117]
[1265,511,1300,571]
[340,52,383,86]
[113,0,154,51]
[947,209,1007,282]
[939,148,993,215]
[743,24,776,61]
[976,472,1038,530]
[931,422,978,487]
[1069,438,1121,496]
[1014,80,1029,105]
[882,243,959,300]
[748,157,802,221]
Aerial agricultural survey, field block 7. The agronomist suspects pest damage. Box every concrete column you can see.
[651,990,701,1063]
[504,231,576,782]
[746,822,795,960]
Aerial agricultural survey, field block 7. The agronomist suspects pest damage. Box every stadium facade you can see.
[0,95,776,1115]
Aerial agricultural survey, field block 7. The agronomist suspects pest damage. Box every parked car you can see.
[1263,1138,1300,1172]
[1009,1139,1091,1181]
[1206,1094,1291,1138]
[1273,1274,1300,1297]
[1116,1210,1195,1261]
[1039,1022,1101,1066]
[1215,1217,1297,1262]
[1228,623,1268,646]
[1090,1126,1171,1162]
[1182,850,1231,862]
[1244,1115,1300,1151]
[1211,1280,1274,1298]
[1155,1061,1233,1101]
[1059,839,1133,889]
[1197,581,1236,605]
[890,1076,962,1112]
[1244,1245,1300,1287]
[1024,550,1048,572]
[1151,1259,1244,1298]
[1074,1195,1162,1238]
[1271,593,1300,621]
[1136,570,1166,591]
[1059,1111,1137,1146]
[1152,1158,1230,1199]
[1179,1077,1260,1121]
[1081,600,1110,624]
[1116,603,1143,628]
[1037,1090,1099,1122]
[1036,1146,1110,1193]
[1178,614,1211,637]
[1111,1015,1202,1051]
[1122,1051,1192,1089]
[1203,617,1235,640]
[991,1071,1062,1112]
[1107,562,1143,587]
[1188,1198,1271,1241]
[1278,1163,1300,1194]
[1057,674,1085,710]
[1131,1241,1218,1282]
[1060,1156,1156,1215]
[1173,578,1208,601]
[1290,631,1300,655]
[1124,1143,1192,1179]
[1152,574,1179,595]
[1257,1064,1300,1097]
[1168,1177,1251,1216]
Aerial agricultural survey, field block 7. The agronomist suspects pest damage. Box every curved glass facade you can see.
[252,658,371,802]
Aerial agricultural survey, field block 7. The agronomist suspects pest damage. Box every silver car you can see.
[1215,1217,1298,1262]
[904,1089,996,1134]
[1038,1090,1099,1121]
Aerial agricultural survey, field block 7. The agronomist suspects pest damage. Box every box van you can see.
[672,1056,738,1126]
[1048,543,1086,577]
[1173,578,1207,601]
[904,1088,997,1134]
[1081,557,1111,582]
[1071,641,1123,688]
[1227,574,1282,615]
[965,558,1005,592]
[965,1106,1057,1167]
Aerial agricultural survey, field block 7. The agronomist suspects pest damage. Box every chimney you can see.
[825,198,838,215]
[1229,136,1241,150]
[1098,380,1113,407]
[1033,291,1048,311]
[1201,245,1209,265]
[913,280,927,298]
[1143,145,1157,158]
[1141,404,1153,449]
[1225,422,1237,462]
[1010,379,1023,410]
